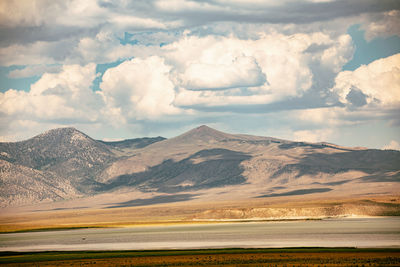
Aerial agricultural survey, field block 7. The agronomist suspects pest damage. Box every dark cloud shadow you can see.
[257,188,332,198]
[97,148,251,193]
[106,194,197,208]
[272,149,400,179]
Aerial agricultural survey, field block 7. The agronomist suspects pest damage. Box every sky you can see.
[0,0,399,150]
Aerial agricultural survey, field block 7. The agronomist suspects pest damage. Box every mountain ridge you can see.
[0,125,399,208]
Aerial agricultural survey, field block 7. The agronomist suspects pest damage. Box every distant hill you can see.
[0,125,399,207]
[0,127,117,193]
[0,128,165,204]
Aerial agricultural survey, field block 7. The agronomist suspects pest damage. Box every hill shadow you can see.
[257,188,332,198]
[273,149,400,180]
[106,194,198,208]
[278,142,353,152]
[98,148,251,193]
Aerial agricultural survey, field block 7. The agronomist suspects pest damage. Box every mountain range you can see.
[0,125,399,208]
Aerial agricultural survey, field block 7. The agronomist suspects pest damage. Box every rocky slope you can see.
[0,159,79,207]
[0,128,114,188]
[0,128,164,206]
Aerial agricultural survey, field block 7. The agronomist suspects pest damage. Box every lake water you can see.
[1,217,399,251]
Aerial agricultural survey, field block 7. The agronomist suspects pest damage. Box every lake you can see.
[1,217,399,251]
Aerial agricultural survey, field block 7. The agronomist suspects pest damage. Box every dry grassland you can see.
[0,195,399,233]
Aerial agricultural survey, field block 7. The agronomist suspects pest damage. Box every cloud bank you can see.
[0,0,399,148]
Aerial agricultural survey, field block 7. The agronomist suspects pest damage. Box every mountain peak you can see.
[173,125,232,143]
[192,125,215,132]
[30,127,94,146]
[37,127,85,138]
[42,127,81,135]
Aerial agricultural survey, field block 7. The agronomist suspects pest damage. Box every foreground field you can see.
[1,248,399,266]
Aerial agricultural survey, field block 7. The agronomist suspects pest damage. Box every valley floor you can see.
[0,194,399,233]
[1,248,400,266]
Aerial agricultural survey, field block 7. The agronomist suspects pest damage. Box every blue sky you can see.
[0,0,399,150]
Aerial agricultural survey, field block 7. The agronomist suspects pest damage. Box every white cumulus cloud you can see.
[1,63,101,122]
[181,55,266,90]
[165,32,352,108]
[100,56,182,120]
[332,53,400,107]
